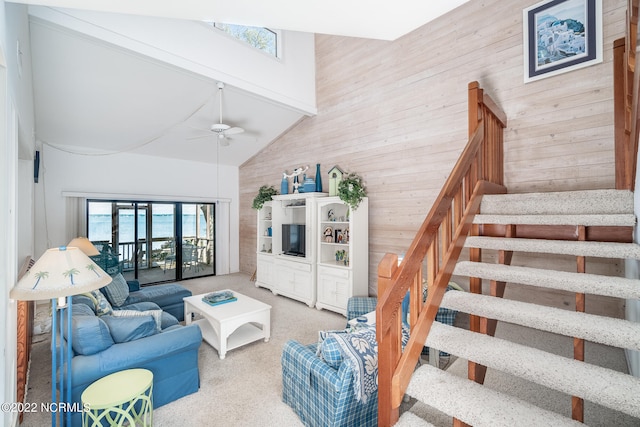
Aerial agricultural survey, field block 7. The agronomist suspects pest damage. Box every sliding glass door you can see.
[87,200,215,285]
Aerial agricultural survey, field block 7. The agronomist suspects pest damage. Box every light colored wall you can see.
[28,6,316,114]
[35,146,240,274]
[2,3,37,426]
[239,0,627,295]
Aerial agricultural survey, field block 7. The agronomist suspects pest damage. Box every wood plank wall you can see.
[239,0,627,296]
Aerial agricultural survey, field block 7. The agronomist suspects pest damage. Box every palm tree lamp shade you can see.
[10,246,111,426]
[67,237,100,257]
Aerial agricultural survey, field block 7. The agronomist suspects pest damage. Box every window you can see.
[206,22,279,58]
[87,200,216,285]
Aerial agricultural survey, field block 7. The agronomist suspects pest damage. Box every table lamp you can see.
[10,244,111,426]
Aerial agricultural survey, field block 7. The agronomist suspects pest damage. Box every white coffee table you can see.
[184,290,271,359]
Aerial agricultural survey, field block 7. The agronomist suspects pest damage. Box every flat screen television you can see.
[282,224,306,257]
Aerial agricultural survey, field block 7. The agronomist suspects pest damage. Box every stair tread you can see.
[440,290,640,350]
[453,261,640,300]
[407,363,584,427]
[479,190,633,215]
[464,236,640,259]
[395,412,436,427]
[423,323,640,418]
[473,213,636,226]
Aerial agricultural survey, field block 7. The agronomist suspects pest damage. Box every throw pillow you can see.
[316,328,350,369]
[112,309,163,332]
[101,273,130,307]
[64,314,114,355]
[320,335,344,369]
[101,315,158,343]
[83,290,113,316]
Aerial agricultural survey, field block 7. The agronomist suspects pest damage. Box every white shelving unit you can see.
[255,201,274,290]
[316,197,368,315]
[256,192,327,307]
[255,192,369,315]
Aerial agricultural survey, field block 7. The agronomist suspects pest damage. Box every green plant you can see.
[252,185,278,210]
[338,173,367,210]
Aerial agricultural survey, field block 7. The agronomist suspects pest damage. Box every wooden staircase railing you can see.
[376,81,507,426]
[614,0,639,190]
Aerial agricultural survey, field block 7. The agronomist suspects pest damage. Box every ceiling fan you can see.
[190,82,244,146]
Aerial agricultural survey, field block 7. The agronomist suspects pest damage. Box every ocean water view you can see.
[88,213,207,243]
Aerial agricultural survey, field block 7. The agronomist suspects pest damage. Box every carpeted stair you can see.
[396,189,640,426]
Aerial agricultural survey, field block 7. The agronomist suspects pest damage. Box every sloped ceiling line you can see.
[40,92,214,156]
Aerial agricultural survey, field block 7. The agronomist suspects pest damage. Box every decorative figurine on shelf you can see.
[324,226,333,243]
[281,172,289,195]
[302,174,316,193]
[315,164,323,192]
[327,209,335,221]
[327,165,345,197]
[284,166,309,194]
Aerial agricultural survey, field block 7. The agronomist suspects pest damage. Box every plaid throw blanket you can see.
[330,325,410,403]
[331,327,378,403]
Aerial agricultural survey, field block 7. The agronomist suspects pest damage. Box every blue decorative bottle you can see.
[315,164,322,192]
[281,172,288,195]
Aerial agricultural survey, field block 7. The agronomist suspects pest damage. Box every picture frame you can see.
[523,0,602,83]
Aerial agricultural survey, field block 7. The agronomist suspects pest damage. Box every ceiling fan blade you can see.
[186,134,212,141]
[211,123,230,132]
[224,127,244,135]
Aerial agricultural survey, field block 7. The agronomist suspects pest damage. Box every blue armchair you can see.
[281,339,378,427]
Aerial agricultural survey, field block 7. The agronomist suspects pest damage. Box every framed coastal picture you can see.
[523,0,602,83]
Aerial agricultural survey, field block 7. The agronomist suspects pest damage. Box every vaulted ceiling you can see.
[15,0,469,166]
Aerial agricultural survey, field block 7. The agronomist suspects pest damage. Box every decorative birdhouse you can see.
[327,165,345,197]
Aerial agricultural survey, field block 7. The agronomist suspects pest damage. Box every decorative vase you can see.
[281,173,288,195]
[315,164,322,192]
[303,175,315,193]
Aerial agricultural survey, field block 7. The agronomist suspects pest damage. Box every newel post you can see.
[377,253,399,427]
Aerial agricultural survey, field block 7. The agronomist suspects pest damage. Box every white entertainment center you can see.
[255,192,369,315]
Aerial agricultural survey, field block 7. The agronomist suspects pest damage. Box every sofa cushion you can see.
[101,314,158,343]
[83,290,113,316]
[112,309,163,332]
[101,273,129,307]
[71,294,97,313]
[117,302,179,330]
[123,284,192,308]
[65,305,114,355]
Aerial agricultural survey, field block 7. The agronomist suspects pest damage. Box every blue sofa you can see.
[60,279,201,427]
[121,279,192,321]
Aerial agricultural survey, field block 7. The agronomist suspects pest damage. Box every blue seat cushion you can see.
[101,314,158,343]
[123,284,191,308]
[63,304,114,355]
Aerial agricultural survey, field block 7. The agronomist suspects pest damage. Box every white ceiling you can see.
[18,0,469,166]
[15,0,470,40]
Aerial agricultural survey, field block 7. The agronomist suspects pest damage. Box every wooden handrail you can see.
[377,81,507,426]
[614,0,640,190]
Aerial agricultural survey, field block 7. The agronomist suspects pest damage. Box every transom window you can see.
[206,22,279,58]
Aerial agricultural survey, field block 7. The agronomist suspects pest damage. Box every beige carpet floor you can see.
[21,273,348,427]
[19,273,637,426]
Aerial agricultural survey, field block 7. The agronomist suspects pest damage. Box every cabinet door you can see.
[293,269,313,300]
[276,260,312,300]
[257,256,274,288]
[317,267,350,310]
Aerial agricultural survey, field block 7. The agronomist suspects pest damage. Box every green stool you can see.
[81,368,153,427]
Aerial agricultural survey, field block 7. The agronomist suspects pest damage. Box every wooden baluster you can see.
[377,253,400,427]
[410,267,422,328]
[573,226,586,422]
[468,221,483,384]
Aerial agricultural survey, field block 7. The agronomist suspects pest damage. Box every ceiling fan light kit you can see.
[213,82,245,141]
